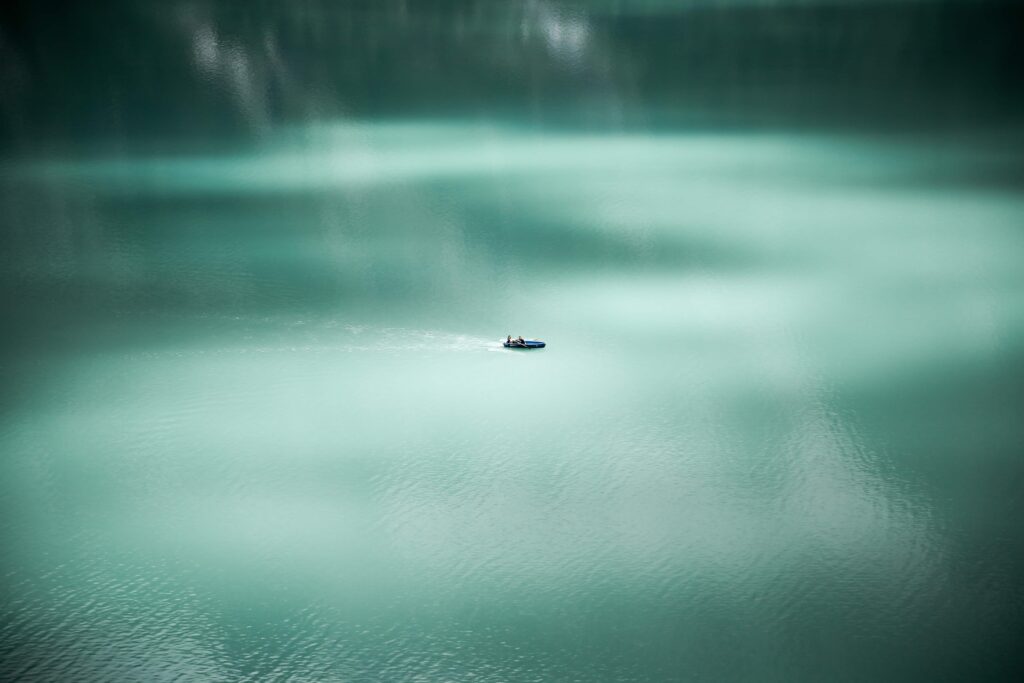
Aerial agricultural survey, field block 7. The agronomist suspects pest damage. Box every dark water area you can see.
[3,0,1023,151]
[3,1,1024,681]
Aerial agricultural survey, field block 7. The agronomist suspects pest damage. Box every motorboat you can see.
[503,339,546,349]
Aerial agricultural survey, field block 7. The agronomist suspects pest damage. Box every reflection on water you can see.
[3,1,1024,681]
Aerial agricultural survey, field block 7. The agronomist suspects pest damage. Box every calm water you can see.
[3,2,1024,681]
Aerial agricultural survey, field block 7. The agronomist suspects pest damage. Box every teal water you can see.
[3,2,1024,681]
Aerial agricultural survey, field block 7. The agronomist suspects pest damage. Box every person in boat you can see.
[516,336,525,346]
[507,335,512,345]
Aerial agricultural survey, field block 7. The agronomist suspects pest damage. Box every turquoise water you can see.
[3,2,1024,681]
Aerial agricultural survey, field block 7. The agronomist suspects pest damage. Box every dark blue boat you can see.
[503,339,546,349]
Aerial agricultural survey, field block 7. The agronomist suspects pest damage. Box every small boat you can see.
[503,339,546,349]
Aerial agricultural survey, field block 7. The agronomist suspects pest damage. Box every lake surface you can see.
[2,2,1024,680]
